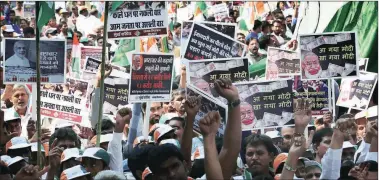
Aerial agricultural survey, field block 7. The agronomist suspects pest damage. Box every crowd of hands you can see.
[0,64,377,180]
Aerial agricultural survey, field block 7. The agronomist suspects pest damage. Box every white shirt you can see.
[320,148,342,180]
[108,132,123,172]
[5,54,31,67]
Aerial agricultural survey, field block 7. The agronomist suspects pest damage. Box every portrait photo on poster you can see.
[299,32,358,80]
[186,84,227,137]
[235,79,294,130]
[3,38,66,84]
[129,53,174,102]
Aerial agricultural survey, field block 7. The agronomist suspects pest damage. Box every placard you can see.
[23,2,35,18]
[188,58,249,104]
[186,85,227,137]
[299,32,358,79]
[80,46,102,71]
[210,3,229,22]
[83,57,101,74]
[266,47,300,80]
[181,21,237,57]
[3,38,66,84]
[129,53,174,102]
[293,76,330,117]
[337,71,377,110]
[103,77,129,114]
[40,78,89,123]
[184,23,246,60]
[107,1,168,39]
[235,79,294,129]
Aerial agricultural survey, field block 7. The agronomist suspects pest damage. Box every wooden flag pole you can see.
[35,1,42,169]
[96,1,109,146]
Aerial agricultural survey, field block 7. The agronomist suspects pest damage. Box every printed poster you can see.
[188,58,249,104]
[129,53,174,102]
[80,46,102,71]
[266,47,300,80]
[186,85,227,137]
[235,79,294,129]
[181,21,237,57]
[184,23,246,60]
[337,71,377,110]
[23,2,35,18]
[210,3,229,22]
[103,77,129,115]
[40,78,89,123]
[107,1,168,39]
[3,38,66,84]
[299,32,358,79]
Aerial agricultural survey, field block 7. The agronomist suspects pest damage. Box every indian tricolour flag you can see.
[70,33,81,78]
[296,1,378,73]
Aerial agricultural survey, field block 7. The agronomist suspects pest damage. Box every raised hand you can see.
[365,121,378,143]
[323,111,332,124]
[199,111,221,137]
[29,128,51,143]
[115,107,132,133]
[289,133,307,157]
[293,98,312,133]
[48,138,63,169]
[335,114,357,134]
[96,63,113,81]
[14,165,49,180]
[76,125,94,140]
[214,78,239,102]
[184,95,202,117]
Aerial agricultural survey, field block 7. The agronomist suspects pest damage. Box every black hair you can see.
[189,159,205,178]
[147,144,184,174]
[128,144,155,180]
[254,174,275,180]
[8,160,27,175]
[165,117,186,128]
[276,1,286,9]
[312,128,333,147]
[340,160,355,179]
[173,22,181,29]
[253,20,263,31]
[262,21,271,30]
[258,34,272,49]
[246,37,258,46]
[7,147,31,158]
[93,119,115,135]
[0,162,10,175]
[49,128,78,149]
[244,134,278,156]
[207,16,216,22]
[237,33,245,38]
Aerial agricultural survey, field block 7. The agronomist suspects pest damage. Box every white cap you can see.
[55,122,74,129]
[61,148,81,163]
[4,115,21,122]
[3,25,14,32]
[5,156,24,166]
[60,165,90,180]
[153,124,175,142]
[6,137,31,151]
[265,130,281,139]
[31,142,45,152]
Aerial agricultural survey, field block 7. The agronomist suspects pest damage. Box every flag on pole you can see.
[161,37,169,53]
[37,2,55,31]
[111,1,123,12]
[111,39,136,67]
[323,1,378,73]
[194,1,207,17]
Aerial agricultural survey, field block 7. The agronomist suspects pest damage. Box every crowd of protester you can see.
[0,1,378,180]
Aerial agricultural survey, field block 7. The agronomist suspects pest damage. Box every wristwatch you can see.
[228,99,241,109]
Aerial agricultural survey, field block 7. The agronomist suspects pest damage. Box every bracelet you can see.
[228,99,241,109]
[284,162,297,172]
[293,133,304,137]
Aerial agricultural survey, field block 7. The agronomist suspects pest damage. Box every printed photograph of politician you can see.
[4,38,66,83]
[131,54,144,71]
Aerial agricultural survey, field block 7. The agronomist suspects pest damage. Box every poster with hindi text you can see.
[3,38,66,84]
[40,78,89,123]
[299,32,358,80]
[107,1,168,39]
[181,21,237,58]
[80,46,102,71]
[103,77,129,115]
[266,47,300,80]
[337,71,377,110]
[235,79,294,130]
[184,23,246,60]
[188,58,249,104]
[129,53,174,102]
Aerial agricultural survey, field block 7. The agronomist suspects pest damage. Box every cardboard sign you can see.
[235,79,294,129]
[129,53,174,102]
[188,58,249,104]
[299,32,358,79]
[186,85,227,137]
[184,23,246,60]
[266,47,300,80]
[107,1,168,39]
[337,71,377,110]
[3,38,66,84]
